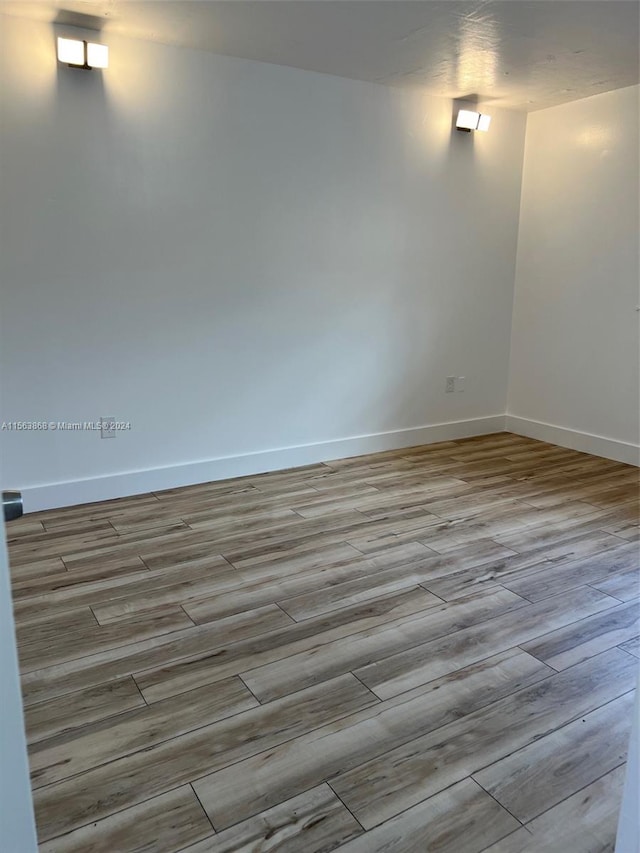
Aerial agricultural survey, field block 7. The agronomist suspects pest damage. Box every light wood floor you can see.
[7,432,640,853]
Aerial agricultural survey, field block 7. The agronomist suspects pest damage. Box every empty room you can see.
[1,1,639,851]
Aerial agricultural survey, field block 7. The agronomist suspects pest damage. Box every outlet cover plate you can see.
[100,417,116,439]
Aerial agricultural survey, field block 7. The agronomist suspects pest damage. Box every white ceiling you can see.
[4,0,639,110]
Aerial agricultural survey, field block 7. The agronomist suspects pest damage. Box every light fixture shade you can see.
[87,42,109,69]
[456,109,492,132]
[57,37,85,66]
[456,109,480,130]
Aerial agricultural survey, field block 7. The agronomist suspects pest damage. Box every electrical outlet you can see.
[445,377,455,393]
[100,417,116,439]
[456,376,466,392]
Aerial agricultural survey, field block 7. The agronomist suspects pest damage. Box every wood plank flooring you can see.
[7,432,639,853]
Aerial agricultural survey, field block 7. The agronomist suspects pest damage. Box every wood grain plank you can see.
[509,456,622,482]
[179,489,320,521]
[521,598,640,670]
[193,649,551,830]
[247,461,331,485]
[38,785,213,853]
[7,525,121,566]
[91,565,244,623]
[34,518,116,537]
[31,493,162,527]
[59,523,211,572]
[354,586,615,700]
[33,675,376,842]
[242,588,525,703]
[8,556,66,581]
[520,473,639,510]
[474,690,634,821]
[479,829,536,853]
[24,677,145,745]
[421,493,523,522]
[423,530,626,601]
[5,517,45,535]
[330,648,636,829]
[361,469,501,494]
[331,778,519,853]
[219,512,373,566]
[325,448,450,473]
[502,542,639,602]
[155,476,262,499]
[182,785,361,853]
[526,765,626,852]
[11,563,154,623]
[29,676,258,788]
[180,507,299,534]
[107,512,195,534]
[19,606,193,672]
[588,483,639,509]
[185,539,509,624]
[591,568,640,602]
[344,512,455,554]
[5,434,636,853]
[181,547,381,623]
[10,556,149,601]
[275,568,433,622]
[136,587,438,703]
[293,478,471,519]
[449,441,554,463]
[417,502,603,554]
[21,602,294,707]
[277,539,515,621]
[231,542,367,585]
[492,514,621,553]
[618,636,640,658]
[600,519,639,542]
[16,607,97,650]
[14,559,231,624]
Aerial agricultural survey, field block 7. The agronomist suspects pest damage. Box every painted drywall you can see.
[616,686,640,853]
[0,516,38,851]
[0,16,526,509]
[507,85,640,463]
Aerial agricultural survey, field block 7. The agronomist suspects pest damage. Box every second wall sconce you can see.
[57,37,109,70]
[456,109,491,132]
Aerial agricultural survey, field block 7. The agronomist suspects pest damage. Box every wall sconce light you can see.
[57,37,109,70]
[456,109,491,132]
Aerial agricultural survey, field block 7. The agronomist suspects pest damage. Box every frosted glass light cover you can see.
[87,42,109,69]
[57,37,85,66]
[456,109,480,130]
[477,114,492,131]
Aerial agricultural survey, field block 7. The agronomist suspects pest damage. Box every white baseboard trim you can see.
[22,415,507,512]
[505,415,640,467]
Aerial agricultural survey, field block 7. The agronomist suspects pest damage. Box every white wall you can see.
[0,16,526,509]
[0,516,37,852]
[507,86,640,465]
[616,686,640,853]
